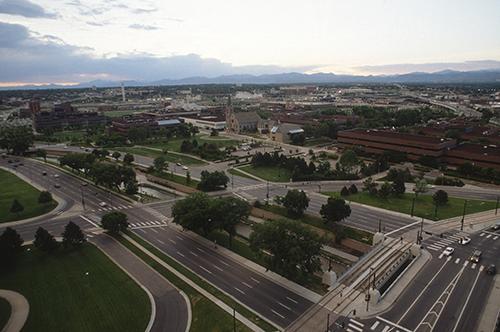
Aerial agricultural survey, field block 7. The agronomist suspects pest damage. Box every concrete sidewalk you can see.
[0,290,29,332]
[477,273,500,332]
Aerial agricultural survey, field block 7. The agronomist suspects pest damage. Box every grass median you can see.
[0,244,150,332]
[116,146,206,166]
[117,232,275,332]
[326,191,497,221]
[0,168,57,223]
[238,165,292,182]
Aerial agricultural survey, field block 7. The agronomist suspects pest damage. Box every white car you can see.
[182,166,188,170]
[443,247,454,256]
[458,237,471,245]
[54,174,59,178]
[176,162,182,166]
[99,202,107,207]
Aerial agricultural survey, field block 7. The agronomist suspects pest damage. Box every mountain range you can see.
[2,69,500,90]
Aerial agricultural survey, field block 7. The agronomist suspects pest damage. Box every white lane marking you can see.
[446,256,452,262]
[79,215,99,227]
[139,222,146,226]
[176,235,183,240]
[86,234,93,238]
[455,258,460,264]
[176,251,185,257]
[479,265,484,272]
[168,239,176,244]
[463,261,469,267]
[278,301,292,311]
[156,239,165,245]
[486,234,492,238]
[347,323,363,332]
[451,268,482,332]
[241,281,253,288]
[427,246,440,252]
[480,233,485,237]
[151,228,159,234]
[494,236,499,240]
[196,247,206,253]
[219,260,230,267]
[378,316,412,332]
[138,229,147,234]
[286,296,298,304]
[234,287,245,295]
[199,265,213,275]
[271,309,285,319]
[190,251,198,257]
[250,277,261,284]
[438,253,444,259]
[382,326,390,332]
[350,319,364,327]
[471,263,477,269]
[213,265,224,272]
[370,321,380,330]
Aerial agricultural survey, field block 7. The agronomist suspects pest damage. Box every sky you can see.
[0,0,500,85]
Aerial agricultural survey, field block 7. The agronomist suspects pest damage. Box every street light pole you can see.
[461,200,467,231]
[495,196,499,215]
[80,185,86,210]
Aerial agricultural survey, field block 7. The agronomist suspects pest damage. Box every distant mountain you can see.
[2,69,500,90]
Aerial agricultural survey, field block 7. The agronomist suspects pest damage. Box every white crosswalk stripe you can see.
[455,258,460,264]
[480,233,485,237]
[370,321,379,330]
[486,234,492,238]
[494,236,499,240]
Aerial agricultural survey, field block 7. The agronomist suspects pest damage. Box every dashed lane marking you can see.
[278,301,292,311]
[438,253,444,259]
[486,234,492,238]
[151,228,159,234]
[156,239,165,245]
[199,265,213,275]
[494,236,499,240]
[189,251,198,257]
[168,239,176,244]
[218,260,230,267]
[480,233,485,237]
[455,258,460,264]
[176,251,185,257]
[234,287,245,295]
[286,296,298,304]
[370,321,379,330]
[241,281,253,288]
[213,265,224,272]
[196,247,206,253]
[471,263,477,269]
[271,309,285,319]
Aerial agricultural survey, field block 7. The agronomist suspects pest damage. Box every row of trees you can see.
[0,125,34,155]
[0,222,86,266]
[59,153,138,193]
[8,191,53,217]
[180,139,229,161]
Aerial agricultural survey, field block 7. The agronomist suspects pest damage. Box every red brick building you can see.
[444,143,500,170]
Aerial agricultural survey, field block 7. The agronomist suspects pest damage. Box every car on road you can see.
[54,183,60,188]
[470,250,482,263]
[99,202,107,207]
[54,174,59,178]
[182,166,188,170]
[458,237,471,245]
[42,171,47,176]
[81,182,88,186]
[176,162,182,166]
[485,264,496,275]
[443,247,454,256]
[492,222,500,231]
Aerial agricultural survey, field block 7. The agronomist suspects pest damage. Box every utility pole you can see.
[495,196,499,215]
[231,172,234,190]
[461,200,468,231]
[410,195,416,217]
[266,180,269,203]
[378,219,382,233]
[420,217,424,239]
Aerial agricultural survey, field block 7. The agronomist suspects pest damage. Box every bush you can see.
[38,191,53,204]
[348,184,358,195]
[340,186,350,196]
[434,176,464,187]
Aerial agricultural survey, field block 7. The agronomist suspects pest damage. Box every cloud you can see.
[0,0,57,18]
[129,23,159,31]
[355,60,500,75]
[0,21,308,84]
[132,7,158,14]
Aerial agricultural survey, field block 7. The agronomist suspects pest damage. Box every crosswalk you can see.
[129,220,169,229]
[344,316,411,332]
[89,204,135,213]
[346,319,364,332]
[436,254,486,272]
[479,232,499,240]
[424,231,469,252]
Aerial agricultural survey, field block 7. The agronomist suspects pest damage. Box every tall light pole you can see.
[80,184,86,210]
[461,200,467,231]
[495,196,499,215]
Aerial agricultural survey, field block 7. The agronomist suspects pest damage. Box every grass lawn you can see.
[51,130,87,142]
[327,192,497,221]
[258,204,373,245]
[0,297,10,331]
[238,165,292,182]
[118,233,269,332]
[0,169,57,223]
[115,146,206,166]
[146,135,239,152]
[0,244,150,332]
[151,171,200,189]
[227,167,256,180]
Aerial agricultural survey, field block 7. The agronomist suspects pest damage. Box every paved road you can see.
[329,227,500,332]
[91,234,189,332]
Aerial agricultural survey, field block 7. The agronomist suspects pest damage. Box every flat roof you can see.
[339,129,453,145]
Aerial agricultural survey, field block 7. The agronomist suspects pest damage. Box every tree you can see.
[362,177,377,193]
[38,191,53,204]
[212,197,250,248]
[101,212,129,234]
[320,197,351,225]
[0,125,34,155]
[172,193,215,235]
[0,227,23,265]
[125,181,138,195]
[337,149,360,174]
[153,156,167,173]
[392,176,406,196]
[112,151,121,161]
[378,181,392,199]
[35,149,47,162]
[123,153,134,164]
[10,199,24,216]
[348,184,358,195]
[186,170,191,184]
[197,170,229,192]
[62,221,86,248]
[282,190,310,218]
[34,227,58,252]
[291,132,305,146]
[340,186,350,197]
[249,219,325,280]
[414,178,429,197]
[433,190,448,206]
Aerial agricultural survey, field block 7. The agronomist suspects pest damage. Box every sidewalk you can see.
[477,273,500,332]
[0,290,29,332]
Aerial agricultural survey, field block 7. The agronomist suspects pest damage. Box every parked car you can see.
[470,250,482,263]
[458,237,471,245]
[443,247,454,256]
[99,202,107,207]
